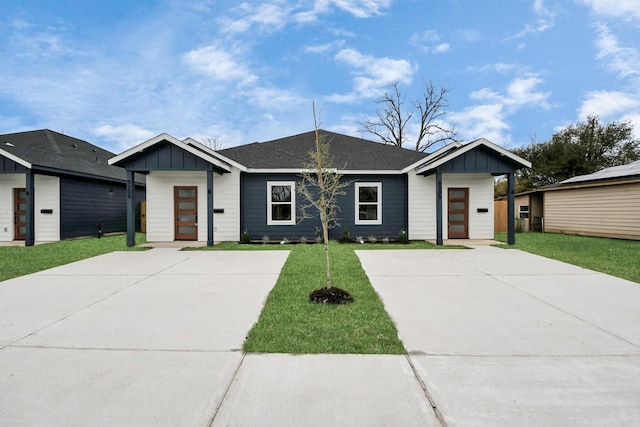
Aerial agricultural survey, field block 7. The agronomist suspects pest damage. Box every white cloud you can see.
[579,90,640,120]
[219,0,391,33]
[411,30,450,54]
[332,48,415,100]
[182,45,257,84]
[512,0,554,39]
[579,0,640,21]
[93,124,156,151]
[451,75,550,144]
[594,24,640,82]
[450,104,510,145]
[304,40,345,54]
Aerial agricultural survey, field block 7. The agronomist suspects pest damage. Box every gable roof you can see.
[108,133,231,173]
[218,130,428,171]
[415,138,531,175]
[0,129,129,181]
[559,161,640,185]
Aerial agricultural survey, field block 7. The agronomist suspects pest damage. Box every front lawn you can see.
[0,233,146,282]
[212,241,407,354]
[495,232,640,284]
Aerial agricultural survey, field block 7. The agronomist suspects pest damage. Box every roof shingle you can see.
[219,130,428,170]
[0,129,127,181]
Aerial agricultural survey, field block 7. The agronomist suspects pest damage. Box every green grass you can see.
[495,232,640,284]
[0,233,146,282]
[214,242,405,354]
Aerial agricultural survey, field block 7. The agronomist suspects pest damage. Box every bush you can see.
[397,230,408,244]
[339,227,351,243]
[240,229,251,244]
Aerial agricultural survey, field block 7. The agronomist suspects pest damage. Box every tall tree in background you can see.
[360,80,458,152]
[513,116,639,190]
[298,104,352,301]
[200,136,225,150]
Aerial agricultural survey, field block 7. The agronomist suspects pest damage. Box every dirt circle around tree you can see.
[309,287,354,305]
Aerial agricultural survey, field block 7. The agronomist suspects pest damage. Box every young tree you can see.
[513,116,639,189]
[360,80,458,152]
[298,105,353,299]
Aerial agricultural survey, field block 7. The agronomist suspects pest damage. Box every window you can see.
[355,182,382,225]
[519,205,529,219]
[267,181,295,225]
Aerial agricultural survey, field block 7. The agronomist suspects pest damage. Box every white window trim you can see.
[267,181,296,225]
[355,182,382,225]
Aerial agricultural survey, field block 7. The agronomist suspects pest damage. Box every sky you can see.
[1,0,639,154]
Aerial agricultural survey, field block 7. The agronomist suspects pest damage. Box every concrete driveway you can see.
[357,246,640,427]
[0,249,289,426]
[2,246,640,426]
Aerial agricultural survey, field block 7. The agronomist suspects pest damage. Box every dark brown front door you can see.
[448,188,469,239]
[14,188,27,240]
[174,186,198,241]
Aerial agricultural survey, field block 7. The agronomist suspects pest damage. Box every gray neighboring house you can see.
[0,129,145,246]
[110,130,530,246]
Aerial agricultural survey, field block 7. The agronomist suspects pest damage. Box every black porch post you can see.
[507,172,515,245]
[25,170,35,247]
[436,170,443,246]
[126,170,135,247]
[207,169,214,247]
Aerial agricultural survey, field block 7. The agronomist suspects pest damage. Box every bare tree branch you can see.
[200,136,225,151]
[360,80,458,152]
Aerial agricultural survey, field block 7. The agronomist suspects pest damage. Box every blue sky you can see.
[1,0,639,154]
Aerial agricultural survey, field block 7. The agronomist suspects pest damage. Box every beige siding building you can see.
[541,162,640,240]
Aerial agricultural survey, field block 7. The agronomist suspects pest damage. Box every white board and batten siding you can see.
[0,173,60,242]
[146,169,240,242]
[544,182,640,240]
[34,175,60,241]
[408,172,495,240]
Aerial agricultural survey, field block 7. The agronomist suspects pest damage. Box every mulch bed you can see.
[309,287,354,304]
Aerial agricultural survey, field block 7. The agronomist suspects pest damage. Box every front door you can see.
[174,186,198,241]
[14,188,27,240]
[448,188,469,239]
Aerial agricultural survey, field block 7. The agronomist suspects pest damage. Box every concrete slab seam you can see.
[4,255,196,349]
[404,354,447,427]
[492,275,640,351]
[207,352,246,427]
[8,344,243,353]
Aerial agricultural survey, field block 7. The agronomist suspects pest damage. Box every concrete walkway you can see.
[357,246,640,426]
[1,247,639,426]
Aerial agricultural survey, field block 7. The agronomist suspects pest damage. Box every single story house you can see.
[539,161,640,240]
[0,129,145,246]
[109,130,530,246]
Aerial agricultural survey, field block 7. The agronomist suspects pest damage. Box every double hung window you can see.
[267,181,295,225]
[355,182,382,225]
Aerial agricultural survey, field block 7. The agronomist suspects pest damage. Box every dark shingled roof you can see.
[0,129,128,181]
[219,130,428,170]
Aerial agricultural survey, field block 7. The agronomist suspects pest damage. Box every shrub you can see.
[240,229,251,244]
[382,237,389,244]
[367,235,377,243]
[300,235,308,244]
[339,227,351,243]
[315,235,323,244]
[356,235,365,244]
[397,230,408,244]
[262,234,270,244]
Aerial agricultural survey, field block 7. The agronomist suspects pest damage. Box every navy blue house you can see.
[0,129,145,246]
[110,130,530,246]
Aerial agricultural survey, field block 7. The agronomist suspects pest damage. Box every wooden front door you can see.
[174,186,198,241]
[14,188,27,240]
[448,188,469,239]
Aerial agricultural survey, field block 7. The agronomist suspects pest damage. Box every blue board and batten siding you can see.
[60,177,145,239]
[240,173,408,241]
[0,156,28,173]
